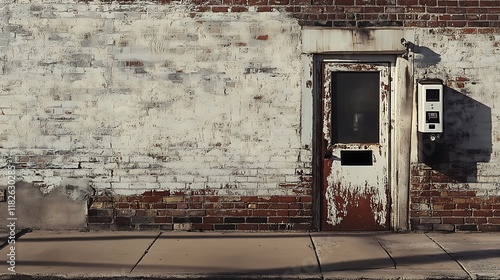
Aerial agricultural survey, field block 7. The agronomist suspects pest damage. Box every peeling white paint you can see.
[325,167,388,227]
[0,3,307,197]
[322,63,390,229]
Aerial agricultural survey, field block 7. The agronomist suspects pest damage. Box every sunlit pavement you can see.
[1,231,499,279]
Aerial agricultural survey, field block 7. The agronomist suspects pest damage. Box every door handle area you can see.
[323,141,341,161]
[323,139,332,159]
[324,149,333,159]
[325,153,341,161]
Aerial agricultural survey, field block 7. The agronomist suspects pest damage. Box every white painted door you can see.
[321,62,391,231]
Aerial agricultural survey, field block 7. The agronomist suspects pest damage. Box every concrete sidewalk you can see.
[0,231,499,280]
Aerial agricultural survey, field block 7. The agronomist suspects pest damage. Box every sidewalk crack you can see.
[375,237,397,269]
[425,233,473,280]
[129,231,162,273]
[308,234,324,279]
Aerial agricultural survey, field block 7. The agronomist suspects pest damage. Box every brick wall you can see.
[410,27,500,232]
[89,189,313,230]
[78,0,500,28]
[1,1,500,231]
[0,2,315,230]
[410,166,500,232]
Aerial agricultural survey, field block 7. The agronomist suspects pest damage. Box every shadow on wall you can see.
[420,86,492,182]
[412,46,441,67]
[403,40,441,67]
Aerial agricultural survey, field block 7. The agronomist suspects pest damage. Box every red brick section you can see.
[88,179,313,231]
[410,166,500,232]
[82,0,500,28]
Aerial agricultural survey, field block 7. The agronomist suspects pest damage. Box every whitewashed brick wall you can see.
[0,2,310,196]
[412,28,500,189]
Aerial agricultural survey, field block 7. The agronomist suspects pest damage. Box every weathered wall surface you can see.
[0,0,499,231]
[0,2,313,230]
[410,28,500,231]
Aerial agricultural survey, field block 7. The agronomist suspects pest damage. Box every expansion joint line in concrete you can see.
[425,233,473,280]
[374,237,397,269]
[129,231,163,273]
[308,234,324,279]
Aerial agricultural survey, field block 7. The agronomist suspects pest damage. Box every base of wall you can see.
[88,190,314,231]
[410,167,500,232]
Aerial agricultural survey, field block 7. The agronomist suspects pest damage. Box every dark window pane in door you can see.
[331,71,379,143]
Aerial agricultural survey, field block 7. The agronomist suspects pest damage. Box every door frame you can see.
[312,54,409,231]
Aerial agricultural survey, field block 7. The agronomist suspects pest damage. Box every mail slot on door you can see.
[418,80,443,141]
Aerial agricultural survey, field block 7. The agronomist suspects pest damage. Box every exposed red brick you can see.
[269,0,289,4]
[442,217,464,224]
[129,202,140,209]
[116,202,130,208]
[458,0,479,6]
[428,20,448,27]
[411,210,431,217]
[166,203,177,209]
[231,6,249,12]
[399,0,419,3]
[277,197,297,203]
[154,216,172,223]
[212,6,230,12]
[253,209,277,216]
[447,6,466,13]
[465,217,487,224]
[300,196,313,202]
[171,209,187,216]
[190,202,203,209]
[488,218,500,224]
[192,223,214,230]
[302,202,312,209]
[452,210,473,216]
[291,223,311,230]
[187,210,206,216]
[203,217,223,223]
[248,0,267,5]
[234,202,246,209]
[236,224,259,230]
[177,203,189,209]
[241,196,259,202]
[256,6,273,11]
[152,203,166,209]
[258,224,270,230]
[196,6,211,12]
[473,210,493,217]
[469,203,481,209]
[269,217,290,223]
[480,0,499,6]
[433,211,453,216]
[276,203,289,209]
[205,196,219,202]
[187,196,204,202]
[336,0,354,4]
[276,210,289,216]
